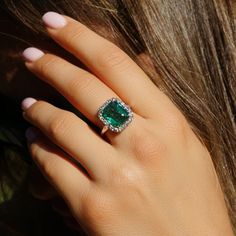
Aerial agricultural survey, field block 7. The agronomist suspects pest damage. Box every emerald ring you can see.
[97,98,134,135]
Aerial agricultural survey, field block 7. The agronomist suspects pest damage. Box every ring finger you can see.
[22,48,142,143]
[20,50,109,120]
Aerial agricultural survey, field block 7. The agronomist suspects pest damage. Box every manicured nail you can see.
[21,97,37,111]
[42,12,67,29]
[25,127,39,142]
[22,47,44,62]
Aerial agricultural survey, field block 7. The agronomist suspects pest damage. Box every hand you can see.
[21,12,233,236]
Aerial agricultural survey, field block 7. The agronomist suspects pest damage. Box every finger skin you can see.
[27,133,91,214]
[23,49,144,144]
[42,13,166,118]
[25,53,120,127]
[24,100,117,180]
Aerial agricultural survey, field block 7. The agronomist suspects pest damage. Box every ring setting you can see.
[97,98,133,134]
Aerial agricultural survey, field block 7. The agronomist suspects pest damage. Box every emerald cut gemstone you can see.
[98,98,133,132]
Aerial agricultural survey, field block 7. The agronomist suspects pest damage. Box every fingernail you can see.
[21,97,37,111]
[25,127,39,142]
[22,47,44,62]
[42,12,67,29]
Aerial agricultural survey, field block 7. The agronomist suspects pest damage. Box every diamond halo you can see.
[97,98,134,133]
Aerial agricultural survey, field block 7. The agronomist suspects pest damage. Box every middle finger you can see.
[42,12,160,118]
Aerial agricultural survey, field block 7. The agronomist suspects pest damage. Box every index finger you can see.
[41,12,166,118]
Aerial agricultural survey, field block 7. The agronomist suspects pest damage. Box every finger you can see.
[22,49,122,129]
[23,100,117,180]
[25,127,91,211]
[41,11,163,118]
[22,49,143,144]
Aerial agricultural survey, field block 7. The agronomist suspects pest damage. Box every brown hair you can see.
[1,0,236,233]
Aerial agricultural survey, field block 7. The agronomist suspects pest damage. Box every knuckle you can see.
[130,126,165,163]
[98,44,130,70]
[109,164,147,204]
[109,162,143,188]
[36,55,58,76]
[81,192,114,225]
[64,23,88,45]
[48,111,74,138]
[68,73,93,94]
[164,111,188,136]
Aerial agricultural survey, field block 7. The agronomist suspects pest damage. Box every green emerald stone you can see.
[100,100,130,127]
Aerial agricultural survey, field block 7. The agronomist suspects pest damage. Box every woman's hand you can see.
[21,12,233,236]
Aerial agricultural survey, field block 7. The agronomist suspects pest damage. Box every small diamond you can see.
[98,98,133,133]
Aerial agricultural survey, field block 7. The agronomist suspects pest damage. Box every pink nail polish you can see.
[21,97,37,111]
[22,47,44,62]
[42,12,67,29]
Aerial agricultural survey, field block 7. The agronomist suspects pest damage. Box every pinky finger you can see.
[26,127,91,213]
